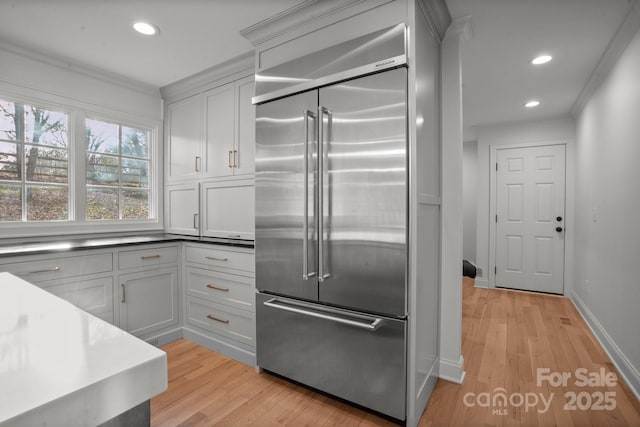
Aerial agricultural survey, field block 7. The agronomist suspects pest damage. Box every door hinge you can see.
[496,163,498,171]
[495,266,497,275]
[495,214,498,223]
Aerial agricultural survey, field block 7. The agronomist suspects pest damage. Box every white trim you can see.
[240,0,386,46]
[0,88,163,238]
[571,292,640,401]
[183,327,256,367]
[488,140,568,292]
[160,52,254,103]
[0,41,159,97]
[473,278,489,289]
[570,0,640,117]
[439,355,466,384]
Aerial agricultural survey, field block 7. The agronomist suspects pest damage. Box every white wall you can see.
[0,43,162,122]
[474,117,575,287]
[0,44,164,237]
[573,27,640,397]
[462,140,477,262]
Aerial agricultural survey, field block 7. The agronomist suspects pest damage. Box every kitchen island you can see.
[0,272,167,426]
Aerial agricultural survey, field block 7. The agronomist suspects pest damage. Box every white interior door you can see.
[495,144,565,294]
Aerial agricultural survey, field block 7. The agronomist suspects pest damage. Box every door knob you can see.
[556,226,563,232]
[556,216,563,222]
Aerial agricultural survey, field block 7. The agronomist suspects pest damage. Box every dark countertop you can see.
[0,233,254,258]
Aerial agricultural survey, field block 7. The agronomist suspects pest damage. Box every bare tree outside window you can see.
[0,99,68,222]
[86,119,150,220]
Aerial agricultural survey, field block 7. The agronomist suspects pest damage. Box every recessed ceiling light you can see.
[133,21,159,36]
[525,100,540,108]
[531,55,552,65]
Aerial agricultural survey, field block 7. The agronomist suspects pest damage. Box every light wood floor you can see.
[151,278,640,426]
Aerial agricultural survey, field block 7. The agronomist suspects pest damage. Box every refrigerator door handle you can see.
[318,106,332,282]
[303,109,317,280]
[263,298,382,331]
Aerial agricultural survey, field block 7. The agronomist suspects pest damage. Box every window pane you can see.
[122,126,149,158]
[24,107,68,147]
[122,158,149,188]
[25,145,68,183]
[86,119,118,154]
[0,141,19,180]
[87,154,119,186]
[0,100,17,141]
[87,187,119,220]
[26,185,68,221]
[122,189,149,219]
[0,184,21,221]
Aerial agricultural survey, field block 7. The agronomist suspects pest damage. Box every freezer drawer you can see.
[256,293,406,420]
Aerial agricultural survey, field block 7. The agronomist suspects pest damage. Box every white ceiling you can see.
[0,0,303,88]
[447,0,634,141]
[0,0,635,138]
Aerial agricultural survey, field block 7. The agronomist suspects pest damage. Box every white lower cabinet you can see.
[0,251,116,324]
[183,243,255,364]
[41,276,114,324]
[0,240,256,365]
[118,266,179,338]
[186,296,254,347]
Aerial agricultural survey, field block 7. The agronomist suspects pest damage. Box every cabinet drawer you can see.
[118,245,178,270]
[41,276,114,323]
[2,253,113,283]
[185,245,254,273]
[187,296,255,347]
[186,267,254,310]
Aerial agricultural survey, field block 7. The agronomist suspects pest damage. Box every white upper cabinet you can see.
[165,183,200,236]
[204,76,255,178]
[164,70,255,239]
[166,94,203,182]
[235,76,256,176]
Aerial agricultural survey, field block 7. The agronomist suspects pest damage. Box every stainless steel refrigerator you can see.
[254,25,408,421]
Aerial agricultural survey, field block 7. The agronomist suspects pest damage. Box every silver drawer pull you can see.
[141,255,161,260]
[207,314,229,324]
[263,298,382,332]
[228,234,241,238]
[18,266,60,276]
[205,256,228,262]
[207,284,229,292]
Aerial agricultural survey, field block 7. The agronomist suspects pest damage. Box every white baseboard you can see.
[143,327,183,347]
[474,278,489,288]
[571,292,640,400]
[439,355,466,384]
[183,327,256,367]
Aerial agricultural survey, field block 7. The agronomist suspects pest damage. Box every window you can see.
[86,119,151,220]
[0,100,69,222]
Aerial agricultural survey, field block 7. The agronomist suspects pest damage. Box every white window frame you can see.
[0,91,163,238]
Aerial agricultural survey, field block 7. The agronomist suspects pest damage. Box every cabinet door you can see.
[119,267,178,337]
[202,180,255,240]
[204,83,235,178]
[166,183,200,236]
[235,76,255,176]
[41,276,114,324]
[166,94,202,182]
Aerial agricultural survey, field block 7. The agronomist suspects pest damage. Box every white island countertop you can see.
[0,272,167,426]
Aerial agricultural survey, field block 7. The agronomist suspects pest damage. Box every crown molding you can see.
[416,0,452,42]
[570,0,640,117]
[0,40,160,97]
[159,52,255,102]
[445,15,474,43]
[240,0,392,47]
